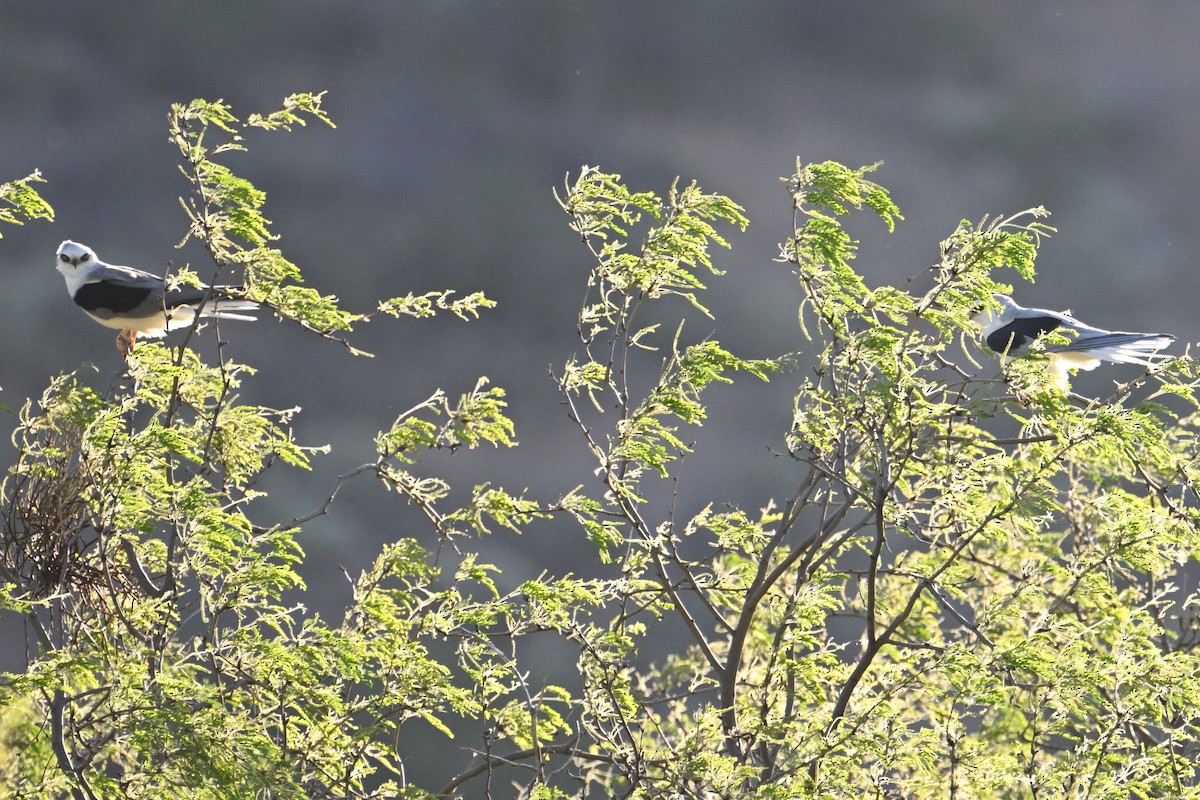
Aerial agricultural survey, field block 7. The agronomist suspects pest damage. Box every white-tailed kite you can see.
[974,293,1174,388]
[56,240,258,353]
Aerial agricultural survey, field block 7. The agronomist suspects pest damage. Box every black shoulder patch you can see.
[985,315,1064,354]
[73,281,154,315]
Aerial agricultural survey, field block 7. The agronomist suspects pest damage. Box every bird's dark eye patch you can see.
[59,253,70,263]
[80,254,90,262]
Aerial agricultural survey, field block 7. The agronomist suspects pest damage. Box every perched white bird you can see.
[55,240,258,353]
[974,294,1174,388]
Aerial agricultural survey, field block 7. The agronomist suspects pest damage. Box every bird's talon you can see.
[116,330,136,356]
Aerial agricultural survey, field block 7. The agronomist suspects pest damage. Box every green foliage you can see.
[542,160,1200,798]
[556,166,773,502]
[170,94,370,354]
[4,94,1200,800]
[377,290,497,321]
[556,165,749,320]
[0,95,506,800]
[376,378,515,462]
[169,93,481,357]
[0,170,54,237]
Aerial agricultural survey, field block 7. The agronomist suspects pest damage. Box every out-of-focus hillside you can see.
[3,1,1198,653]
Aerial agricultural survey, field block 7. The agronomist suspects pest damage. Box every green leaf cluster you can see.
[556,167,773,500]
[0,170,54,237]
[169,93,493,357]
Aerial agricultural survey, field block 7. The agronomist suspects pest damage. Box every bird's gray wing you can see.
[1015,306,1121,343]
[75,264,175,320]
[1026,308,1163,351]
[83,263,212,316]
[87,263,166,291]
[1050,331,1164,354]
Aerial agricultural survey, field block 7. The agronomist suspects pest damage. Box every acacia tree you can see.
[3,94,1200,799]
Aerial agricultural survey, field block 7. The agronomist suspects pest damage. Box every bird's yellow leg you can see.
[116,330,138,356]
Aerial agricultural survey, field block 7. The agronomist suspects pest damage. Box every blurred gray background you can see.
[3,2,1197,674]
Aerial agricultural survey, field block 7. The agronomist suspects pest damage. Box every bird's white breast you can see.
[57,262,90,295]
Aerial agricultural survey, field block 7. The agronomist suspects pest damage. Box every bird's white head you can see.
[972,293,1018,328]
[56,240,98,270]
[56,240,99,291]
[990,294,1018,310]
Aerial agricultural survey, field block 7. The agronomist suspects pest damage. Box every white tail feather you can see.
[200,299,259,322]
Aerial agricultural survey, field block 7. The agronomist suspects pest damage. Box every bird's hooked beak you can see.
[970,294,1007,326]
